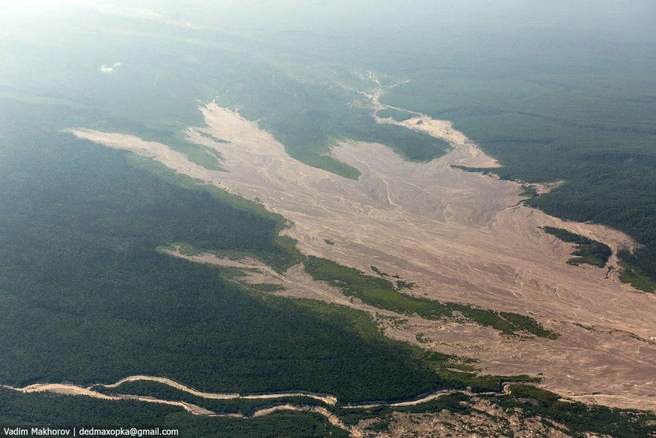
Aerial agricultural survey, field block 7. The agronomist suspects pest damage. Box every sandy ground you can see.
[5,376,539,438]
[66,102,656,412]
[378,403,570,438]
[7,377,480,437]
[3,382,215,416]
[101,374,337,405]
[4,381,354,430]
[3,378,568,437]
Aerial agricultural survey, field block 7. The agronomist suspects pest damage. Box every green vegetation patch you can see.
[396,280,415,290]
[303,256,558,338]
[376,108,415,122]
[370,265,389,277]
[197,130,229,143]
[129,158,305,273]
[618,250,656,293]
[288,301,540,396]
[245,283,286,292]
[451,165,502,177]
[335,392,475,427]
[93,121,226,172]
[176,143,225,171]
[520,185,539,198]
[498,385,656,437]
[543,226,611,268]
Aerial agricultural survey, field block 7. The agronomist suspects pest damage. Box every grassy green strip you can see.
[303,256,558,339]
[451,165,505,177]
[543,226,611,268]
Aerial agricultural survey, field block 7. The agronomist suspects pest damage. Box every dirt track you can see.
[67,102,656,411]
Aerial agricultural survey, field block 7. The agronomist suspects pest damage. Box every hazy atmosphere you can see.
[1,1,656,436]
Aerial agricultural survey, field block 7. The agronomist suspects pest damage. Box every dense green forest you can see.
[375,108,415,122]
[2,2,656,433]
[254,5,656,287]
[0,99,555,431]
[0,388,348,438]
[0,103,455,403]
[381,70,656,287]
[92,380,327,416]
[335,386,656,437]
[542,227,612,267]
[252,30,656,287]
[2,384,655,437]
[3,96,649,435]
[496,385,656,438]
[4,5,656,287]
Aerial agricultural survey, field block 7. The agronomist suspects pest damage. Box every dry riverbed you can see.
[67,102,656,412]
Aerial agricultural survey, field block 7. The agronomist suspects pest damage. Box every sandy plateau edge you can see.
[66,102,656,412]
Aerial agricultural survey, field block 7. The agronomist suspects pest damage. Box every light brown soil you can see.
[66,102,656,412]
[378,399,570,438]
[102,374,338,405]
[530,180,566,195]
[4,382,215,416]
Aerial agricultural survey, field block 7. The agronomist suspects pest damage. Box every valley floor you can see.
[68,101,656,412]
